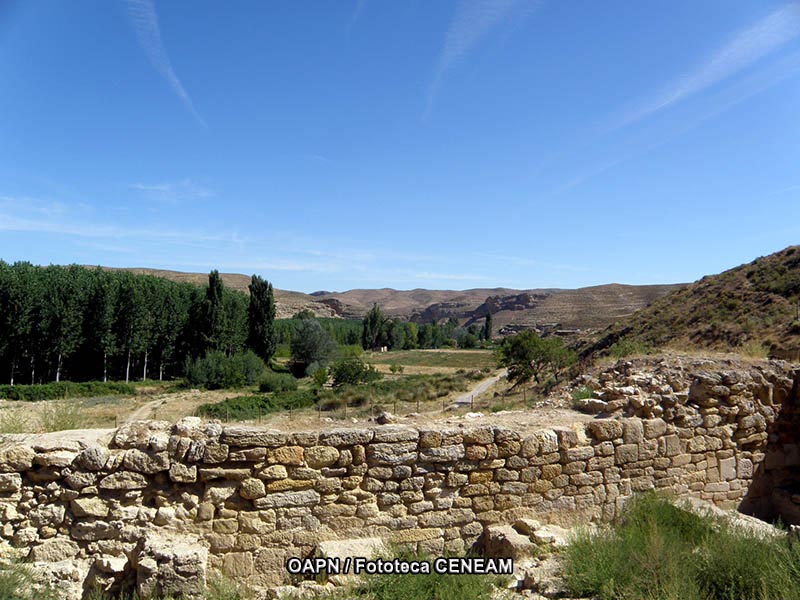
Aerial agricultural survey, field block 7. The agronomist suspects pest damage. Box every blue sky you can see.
[1,0,799,293]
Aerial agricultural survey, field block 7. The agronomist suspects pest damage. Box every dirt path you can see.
[124,397,164,423]
[451,369,507,409]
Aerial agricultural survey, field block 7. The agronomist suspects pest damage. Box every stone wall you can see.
[0,356,797,598]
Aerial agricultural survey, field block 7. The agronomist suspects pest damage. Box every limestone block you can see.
[99,472,148,490]
[304,446,340,469]
[0,473,22,493]
[123,449,170,474]
[586,419,623,442]
[71,497,109,518]
[615,444,638,464]
[318,429,374,447]
[253,489,320,509]
[28,538,80,562]
[240,478,266,500]
[372,426,419,443]
[136,532,208,600]
[0,445,34,472]
[366,443,417,466]
[220,427,288,447]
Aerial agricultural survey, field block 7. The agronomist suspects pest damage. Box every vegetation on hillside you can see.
[584,246,800,359]
[563,493,800,600]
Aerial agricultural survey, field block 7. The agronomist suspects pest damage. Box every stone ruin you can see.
[0,355,798,598]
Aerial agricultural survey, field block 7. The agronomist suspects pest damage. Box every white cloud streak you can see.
[125,0,205,125]
[619,3,800,127]
[129,179,213,202]
[425,0,526,118]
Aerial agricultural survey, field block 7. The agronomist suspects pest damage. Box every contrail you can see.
[125,0,205,126]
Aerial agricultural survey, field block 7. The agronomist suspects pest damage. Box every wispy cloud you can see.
[425,0,529,118]
[125,0,205,125]
[618,3,800,128]
[128,178,213,203]
[557,48,800,193]
[347,0,368,32]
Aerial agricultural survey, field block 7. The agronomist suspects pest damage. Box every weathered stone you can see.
[0,473,21,493]
[240,478,266,500]
[253,490,320,509]
[99,471,148,490]
[169,463,197,483]
[123,449,170,474]
[220,426,288,447]
[318,429,374,447]
[71,497,108,518]
[484,524,535,560]
[28,538,80,562]
[419,445,465,463]
[304,446,340,469]
[586,419,623,442]
[257,465,288,480]
[136,532,208,600]
[372,426,419,443]
[0,445,34,472]
[73,445,110,471]
[366,442,417,465]
[112,420,171,449]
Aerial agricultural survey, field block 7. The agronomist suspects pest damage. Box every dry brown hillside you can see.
[584,245,800,359]
[101,266,681,334]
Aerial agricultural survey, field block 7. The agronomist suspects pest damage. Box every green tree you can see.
[290,319,337,376]
[361,303,389,350]
[247,275,277,364]
[202,270,228,354]
[481,313,493,342]
[85,271,119,382]
[498,330,577,386]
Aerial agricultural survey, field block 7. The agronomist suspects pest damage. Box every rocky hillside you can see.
[584,246,800,359]
[102,267,681,333]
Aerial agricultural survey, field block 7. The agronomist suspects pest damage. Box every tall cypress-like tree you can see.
[203,270,228,354]
[482,313,493,342]
[247,275,277,363]
[361,303,389,350]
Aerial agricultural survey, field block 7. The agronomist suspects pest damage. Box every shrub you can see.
[740,339,769,359]
[0,381,135,402]
[40,400,83,432]
[389,363,404,374]
[0,563,57,600]
[570,386,594,401]
[312,367,329,388]
[197,389,316,421]
[259,372,298,393]
[330,358,382,388]
[608,339,649,359]
[185,351,268,390]
[562,493,800,600]
[357,549,501,600]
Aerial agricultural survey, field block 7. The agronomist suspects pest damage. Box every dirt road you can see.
[451,369,507,409]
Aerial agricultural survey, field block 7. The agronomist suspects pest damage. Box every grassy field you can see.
[364,349,496,371]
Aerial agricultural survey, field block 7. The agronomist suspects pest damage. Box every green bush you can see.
[562,493,800,600]
[608,339,649,359]
[570,385,594,401]
[330,358,382,388]
[389,363,404,374]
[185,351,267,390]
[259,372,298,393]
[356,549,501,600]
[0,563,56,600]
[198,389,316,421]
[0,381,136,402]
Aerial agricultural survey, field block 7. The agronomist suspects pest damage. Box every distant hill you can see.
[99,267,682,334]
[584,246,800,359]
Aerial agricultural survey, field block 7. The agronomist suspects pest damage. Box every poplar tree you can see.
[247,275,277,363]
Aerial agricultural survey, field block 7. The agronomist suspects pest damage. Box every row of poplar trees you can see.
[0,262,276,385]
